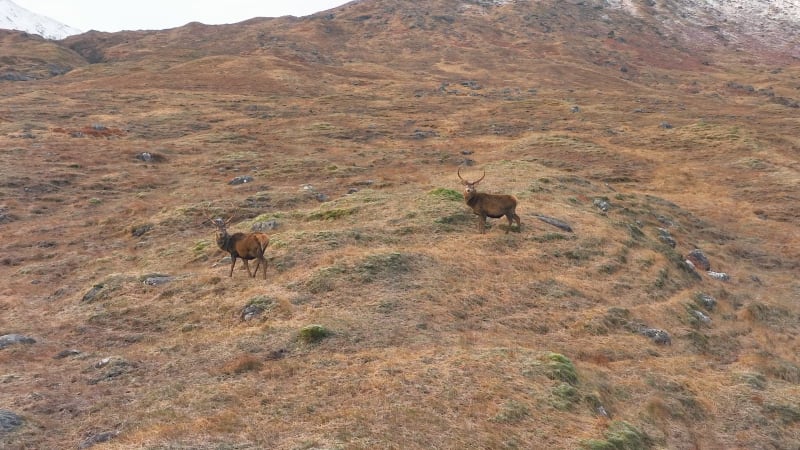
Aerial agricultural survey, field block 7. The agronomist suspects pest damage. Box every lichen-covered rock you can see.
[640,328,672,345]
[657,227,676,248]
[0,410,23,433]
[0,334,36,349]
[686,249,711,271]
[707,271,730,281]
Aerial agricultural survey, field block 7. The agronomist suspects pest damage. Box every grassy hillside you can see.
[1,1,799,448]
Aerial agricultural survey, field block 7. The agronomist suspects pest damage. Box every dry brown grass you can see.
[1,1,799,448]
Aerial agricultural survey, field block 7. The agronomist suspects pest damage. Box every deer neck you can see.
[465,191,480,207]
[216,231,231,250]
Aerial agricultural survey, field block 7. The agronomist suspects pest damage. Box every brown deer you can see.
[458,167,521,234]
[210,217,270,279]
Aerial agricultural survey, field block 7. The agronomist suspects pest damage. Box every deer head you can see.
[458,167,486,195]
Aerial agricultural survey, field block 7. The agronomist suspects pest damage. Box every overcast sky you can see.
[13,0,350,32]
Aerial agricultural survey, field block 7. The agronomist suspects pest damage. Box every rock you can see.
[660,121,673,129]
[82,285,105,302]
[130,223,153,237]
[88,357,132,385]
[656,215,674,226]
[571,105,581,113]
[136,152,153,162]
[229,175,254,185]
[697,293,717,310]
[143,276,174,286]
[691,309,712,324]
[135,151,166,163]
[241,303,266,321]
[412,129,439,139]
[593,198,610,212]
[302,184,329,202]
[1,72,32,81]
[686,249,711,271]
[681,261,703,280]
[0,334,36,349]
[640,328,672,345]
[54,349,81,359]
[78,431,119,449]
[251,220,278,232]
[657,228,676,248]
[0,410,23,433]
[0,205,17,224]
[460,80,482,90]
[707,271,730,281]
[535,214,573,232]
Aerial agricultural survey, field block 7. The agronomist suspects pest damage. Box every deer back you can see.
[468,192,518,217]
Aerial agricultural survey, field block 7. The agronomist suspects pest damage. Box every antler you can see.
[457,167,486,185]
[201,203,232,228]
[201,203,217,225]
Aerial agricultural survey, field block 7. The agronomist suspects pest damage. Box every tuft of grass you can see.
[222,355,263,375]
[531,232,571,243]
[735,372,767,390]
[434,211,472,226]
[304,265,346,294]
[545,352,579,385]
[428,187,463,202]
[193,240,211,257]
[306,207,358,221]
[746,302,794,327]
[583,421,651,450]
[491,400,530,423]
[764,403,800,424]
[582,307,631,335]
[355,252,412,283]
[763,359,800,384]
[551,382,580,410]
[298,324,331,344]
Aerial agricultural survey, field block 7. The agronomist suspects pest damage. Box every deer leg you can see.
[479,215,486,233]
[259,256,268,280]
[514,213,521,230]
[229,256,237,277]
[243,259,254,277]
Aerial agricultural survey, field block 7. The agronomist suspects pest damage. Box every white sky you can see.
[13,0,351,32]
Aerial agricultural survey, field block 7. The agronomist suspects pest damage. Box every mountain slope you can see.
[0,0,81,39]
[0,1,798,449]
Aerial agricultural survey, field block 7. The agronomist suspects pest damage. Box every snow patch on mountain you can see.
[0,0,81,39]
[603,0,800,57]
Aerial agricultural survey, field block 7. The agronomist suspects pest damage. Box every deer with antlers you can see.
[208,215,270,279]
[458,167,521,234]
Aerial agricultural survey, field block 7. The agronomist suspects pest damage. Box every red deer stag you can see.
[458,167,521,234]
[209,216,270,279]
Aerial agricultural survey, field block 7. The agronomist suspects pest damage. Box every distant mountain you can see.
[0,0,81,40]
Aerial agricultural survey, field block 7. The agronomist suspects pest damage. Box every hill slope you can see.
[1,1,798,448]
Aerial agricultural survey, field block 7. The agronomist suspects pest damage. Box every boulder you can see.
[0,410,23,433]
[0,334,36,349]
[686,249,711,271]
